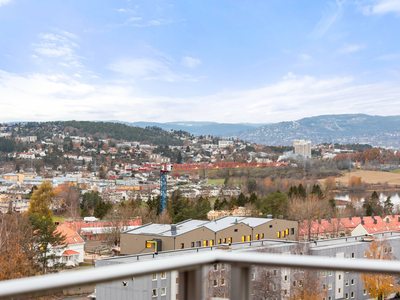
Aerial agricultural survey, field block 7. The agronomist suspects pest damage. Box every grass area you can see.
[391,170,400,174]
[53,216,65,223]
[207,179,225,185]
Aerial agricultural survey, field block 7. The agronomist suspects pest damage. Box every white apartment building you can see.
[293,139,312,158]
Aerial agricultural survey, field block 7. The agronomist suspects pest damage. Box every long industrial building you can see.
[120,216,299,255]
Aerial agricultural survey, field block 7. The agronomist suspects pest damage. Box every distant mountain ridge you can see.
[225,114,400,148]
[111,121,267,137]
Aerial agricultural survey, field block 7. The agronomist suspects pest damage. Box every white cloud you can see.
[31,32,82,67]
[181,57,201,68]
[128,17,142,22]
[338,44,365,54]
[376,53,400,60]
[1,70,400,123]
[362,0,400,15]
[108,57,195,82]
[299,53,312,60]
[0,0,11,7]
[115,8,135,13]
[310,0,345,38]
[283,72,297,80]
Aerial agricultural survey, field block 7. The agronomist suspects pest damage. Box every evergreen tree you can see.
[80,205,90,218]
[298,184,307,199]
[93,200,112,219]
[213,198,221,210]
[260,192,289,218]
[311,184,323,199]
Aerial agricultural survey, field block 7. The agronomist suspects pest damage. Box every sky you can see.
[0,0,400,124]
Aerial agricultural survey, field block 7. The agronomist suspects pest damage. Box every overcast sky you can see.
[0,0,400,124]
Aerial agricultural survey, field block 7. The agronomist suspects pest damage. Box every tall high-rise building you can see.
[293,139,312,158]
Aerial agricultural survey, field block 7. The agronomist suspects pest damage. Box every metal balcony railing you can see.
[1,251,400,300]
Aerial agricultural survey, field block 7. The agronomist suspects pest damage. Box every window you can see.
[292,281,296,287]
[322,271,326,277]
[363,289,367,295]
[161,272,166,279]
[282,231,286,238]
[234,229,238,232]
[277,231,281,238]
[338,274,341,280]
[191,242,195,248]
[213,279,218,287]
[328,297,332,300]
[269,225,273,228]
[209,240,214,246]
[291,228,295,235]
[338,288,341,293]
[176,278,179,284]
[213,264,218,271]
[152,289,158,297]
[152,273,157,281]
[390,247,393,253]
[255,234,259,240]
[221,263,226,270]
[180,243,184,249]
[203,240,208,247]
[273,284,277,291]
[345,293,349,299]
[351,279,355,285]
[328,283,332,290]
[261,233,264,238]
[161,287,166,296]
[286,228,289,236]
[345,279,349,286]
[299,280,303,286]
[223,238,227,243]
[351,252,355,259]
[242,236,245,242]
[196,241,201,247]
[251,273,255,280]
[284,275,288,281]
[247,235,251,241]
[218,239,221,244]
[351,291,354,298]
[322,284,326,290]
[328,270,332,276]
[273,269,277,276]
[221,278,225,286]
[228,237,232,243]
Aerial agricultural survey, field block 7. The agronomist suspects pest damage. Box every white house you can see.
[48,225,85,268]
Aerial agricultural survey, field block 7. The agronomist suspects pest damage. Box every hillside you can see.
[114,121,266,137]
[50,121,184,146]
[225,114,400,147]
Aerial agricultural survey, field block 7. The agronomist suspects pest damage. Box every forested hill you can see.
[60,121,185,145]
[47,121,185,146]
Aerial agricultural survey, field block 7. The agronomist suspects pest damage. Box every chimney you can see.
[170,224,177,235]
[360,214,363,220]
[267,214,273,219]
[328,217,331,223]
[349,214,352,221]
[387,218,390,223]
[374,219,377,224]
[398,217,400,222]
[392,214,395,219]
[279,215,283,219]
[361,220,365,225]
[318,219,321,225]
[371,213,375,219]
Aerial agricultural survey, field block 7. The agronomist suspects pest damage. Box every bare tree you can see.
[59,184,81,219]
[204,263,230,300]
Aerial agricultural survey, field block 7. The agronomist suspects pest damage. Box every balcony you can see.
[0,251,399,299]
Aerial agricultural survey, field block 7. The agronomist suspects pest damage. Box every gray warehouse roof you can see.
[123,216,278,237]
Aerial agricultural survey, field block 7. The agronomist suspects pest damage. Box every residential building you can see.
[293,139,312,158]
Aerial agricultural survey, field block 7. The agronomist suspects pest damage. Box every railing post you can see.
[230,265,251,300]
[178,268,203,300]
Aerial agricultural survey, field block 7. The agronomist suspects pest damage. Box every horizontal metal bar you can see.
[1,251,400,299]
